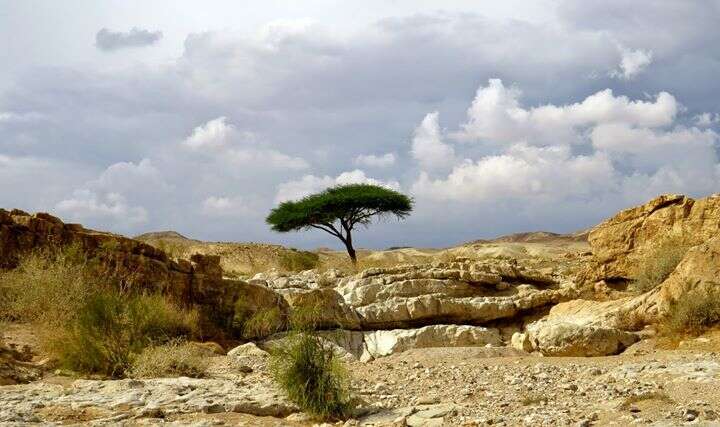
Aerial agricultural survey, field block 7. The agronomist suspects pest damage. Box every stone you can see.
[363,325,502,359]
[523,300,640,357]
[0,209,268,339]
[227,342,269,358]
[510,332,533,353]
[587,193,720,281]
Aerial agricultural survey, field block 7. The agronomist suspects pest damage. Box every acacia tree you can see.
[266,184,413,265]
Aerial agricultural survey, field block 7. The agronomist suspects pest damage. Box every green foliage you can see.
[267,184,412,233]
[662,286,720,336]
[279,249,320,272]
[51,292,199,377]
[266,183,412,264]
[129,339,209,378]
[269,332,352,420]
[632,238,691,293]
[242,306,285,339]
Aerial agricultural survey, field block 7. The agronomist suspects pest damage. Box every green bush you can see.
[662,286,720,336]
[269,332,352,420]
[632,238,691,293]
[51,291,199,377]
[279,249,320,272]
[129,339,208,378]
[242,307,285,339]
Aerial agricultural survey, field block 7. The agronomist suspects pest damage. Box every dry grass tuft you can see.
[631,237,691,293]
[661,286,720,336]
[520,393,548,406]
[619,392,673,410]
[0,246,200,378]
[129,339,209,378]
[242,307,285,339]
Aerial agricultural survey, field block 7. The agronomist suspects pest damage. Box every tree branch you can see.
[309,224,343,240]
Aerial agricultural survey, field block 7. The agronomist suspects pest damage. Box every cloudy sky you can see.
[1,1,719,249]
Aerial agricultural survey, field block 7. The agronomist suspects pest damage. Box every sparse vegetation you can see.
[279,249,320,272]
[242,306,285,339]
[619,392,673,410]
[661,286,720,336]
[49,291,199,377]
[129,339,209,378]
[631,237,691,293]
[0,247,200,378]
[269,332,353,420]
[520,393,549,406]
[0,246,94,326]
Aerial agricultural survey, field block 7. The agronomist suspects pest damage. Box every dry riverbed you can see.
[2,327,720,426]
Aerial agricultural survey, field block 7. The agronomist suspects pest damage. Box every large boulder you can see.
[588,194,720,280]
[521,299,639,356]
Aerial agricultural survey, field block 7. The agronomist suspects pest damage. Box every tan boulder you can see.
[588,194,720,280]
[521,298,642,356]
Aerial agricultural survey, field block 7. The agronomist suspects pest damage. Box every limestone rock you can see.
[522,299,640,356]
[363,325,502,359]
[525,318,638,357]
[0,208,284,339]
[510,332,533,353]
[227,342,270,358]
[587,194,720,280]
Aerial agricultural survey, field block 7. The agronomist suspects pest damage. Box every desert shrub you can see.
[128,339,208,378]
[49,291,199,378]
[0,246,95,326]
[242,306,285,339]
[619,392,672,410]
[661,286,720,336]
[279,249,320,272]
[269,332,352,420]
[632,238,691,293]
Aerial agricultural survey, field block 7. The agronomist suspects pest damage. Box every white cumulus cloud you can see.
[610,45,653,80]
[411,112,456,171]
[455,79,678,145]
[183,116,308,169]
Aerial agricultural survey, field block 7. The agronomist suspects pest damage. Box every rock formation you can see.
[0,209,273,336]
[588,193,720,280]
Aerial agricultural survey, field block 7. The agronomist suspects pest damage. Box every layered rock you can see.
[0,209,258,336]
[518,235,720,356]
[334,261,578,329]
[588,194,720,280]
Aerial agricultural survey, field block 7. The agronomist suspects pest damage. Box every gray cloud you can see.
[95,27,163,51]
[1,6,719,249]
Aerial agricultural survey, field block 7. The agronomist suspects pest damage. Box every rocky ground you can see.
[3,326,720,426]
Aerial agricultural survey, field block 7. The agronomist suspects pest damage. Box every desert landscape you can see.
[3,193,720,426]
[2,2,720,426]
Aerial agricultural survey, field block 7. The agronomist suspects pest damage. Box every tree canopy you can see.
[266,184,413,264]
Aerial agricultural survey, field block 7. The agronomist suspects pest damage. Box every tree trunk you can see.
[344,230,357,266]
